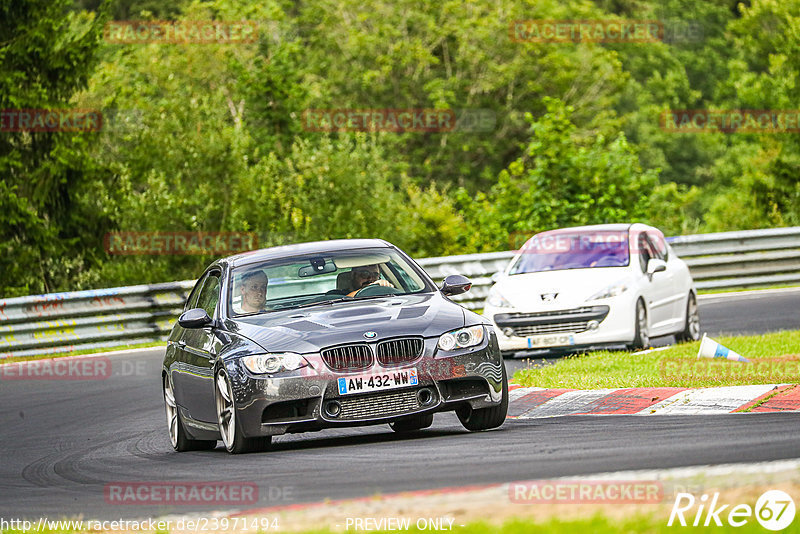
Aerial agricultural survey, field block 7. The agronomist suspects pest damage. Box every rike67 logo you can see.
[669,490,795,530]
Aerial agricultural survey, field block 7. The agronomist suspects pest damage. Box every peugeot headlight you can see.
[437,325,485,351]
[487,287,513,308]
[242,353,308,374]
[587,281,629,301]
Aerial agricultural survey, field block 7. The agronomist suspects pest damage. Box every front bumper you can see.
[484,297,638,352]
[224,333,504,438]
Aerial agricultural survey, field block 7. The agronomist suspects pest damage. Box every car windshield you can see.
[509,230,630,274]
[229,247,432,316]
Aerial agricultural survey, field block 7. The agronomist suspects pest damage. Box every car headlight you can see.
[587,281,629,301]
[242,353,308,374]
[487,287,513,308]
[437,325,485,351]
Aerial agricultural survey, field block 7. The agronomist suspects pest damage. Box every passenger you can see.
[347,264,394,297]
[239,270,268,313]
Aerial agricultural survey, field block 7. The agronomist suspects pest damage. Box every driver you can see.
[347,264,394,297]
[239,270,269,313]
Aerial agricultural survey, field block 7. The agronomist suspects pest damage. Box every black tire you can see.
[389,413,434,432]
[676,292,701,342]
[163,376,217,452]
[630,299,649,350]
[215,369,271,454]
[456,365,508,431]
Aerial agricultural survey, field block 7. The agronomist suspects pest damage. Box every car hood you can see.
[493,267,634,310]
[226,292,465,353]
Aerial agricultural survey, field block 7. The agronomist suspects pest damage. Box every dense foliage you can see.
[2,0,798,296]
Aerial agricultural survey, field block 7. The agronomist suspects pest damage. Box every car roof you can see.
[533,223,633,234]
[226,238,393,268]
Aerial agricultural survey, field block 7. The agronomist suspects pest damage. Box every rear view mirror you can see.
[178,308,213,329]
[298,257,337,277]
[440,274,472,296]
[646,258,667,275]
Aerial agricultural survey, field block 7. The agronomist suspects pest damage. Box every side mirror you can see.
[491,272,503,283]
[179,308,213,329]
[646,258,667,275]
[440,274,472,296]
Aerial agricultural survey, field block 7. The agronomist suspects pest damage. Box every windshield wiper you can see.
[283,297,355,310]
[351,293,405,301]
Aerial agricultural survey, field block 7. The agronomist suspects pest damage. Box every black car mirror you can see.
[178,308,213,329]
[440,274,472,296]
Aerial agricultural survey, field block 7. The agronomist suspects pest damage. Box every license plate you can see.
[527,334,575,348]
[337,368,418,395]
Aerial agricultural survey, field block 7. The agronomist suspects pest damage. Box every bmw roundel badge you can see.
[363,331,377,339]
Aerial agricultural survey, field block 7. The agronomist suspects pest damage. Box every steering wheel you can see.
[354,284,402,297]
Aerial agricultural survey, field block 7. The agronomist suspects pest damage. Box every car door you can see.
[169,276,204,409]
[647,230,684,328]
[636,231,675,335]
[180,269,222,424]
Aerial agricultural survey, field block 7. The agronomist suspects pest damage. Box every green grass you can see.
[0,340,165,364]
[513,330,800,389]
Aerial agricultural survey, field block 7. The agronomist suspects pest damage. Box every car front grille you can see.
[338,390,421,420]
[321,344,373,371]
[494,306,610,337]
[376,337,423,366]
[510,321,589,336]
[502,307,597,319]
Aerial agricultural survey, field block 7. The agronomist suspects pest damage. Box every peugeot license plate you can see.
[527,334,575,348]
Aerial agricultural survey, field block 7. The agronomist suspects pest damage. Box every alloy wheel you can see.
[163,377,179,448]
[215,371,236,450]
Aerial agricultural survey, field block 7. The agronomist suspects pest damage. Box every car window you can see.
[647,231,668,261]
[184,277,205,311]
[195,272,221,318]
[229,247,433,316]
[637,233,658,272]
[509,230,629,274]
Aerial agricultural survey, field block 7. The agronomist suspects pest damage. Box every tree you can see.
[459,98,660,251]
[0,0,107,297]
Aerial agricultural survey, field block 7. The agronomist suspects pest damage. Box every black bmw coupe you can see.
[162,239,508,453]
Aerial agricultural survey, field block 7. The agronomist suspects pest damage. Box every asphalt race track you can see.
[1,289,799,520]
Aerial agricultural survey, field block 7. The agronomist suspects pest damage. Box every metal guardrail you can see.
[2,227,799,358]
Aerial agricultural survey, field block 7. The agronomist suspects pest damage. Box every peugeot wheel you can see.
[676,292,701,342]
[630,299,649,350]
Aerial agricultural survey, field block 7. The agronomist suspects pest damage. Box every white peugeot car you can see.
[483,223,700,355]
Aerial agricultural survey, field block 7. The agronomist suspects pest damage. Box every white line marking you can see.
[699,286,800,301]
